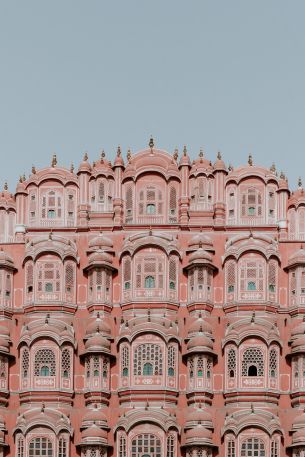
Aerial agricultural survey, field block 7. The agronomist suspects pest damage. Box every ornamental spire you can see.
[149,136,154,149]
[298,177,303,189]
[117,145,121,157]
[83,152,88,161]
[217,151,222,160]
[183,145,187,156]
[248,154,253,166]
[51,154,57,167]
[3,182,8,191]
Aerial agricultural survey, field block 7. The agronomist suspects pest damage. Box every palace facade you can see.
[0,141,305,457]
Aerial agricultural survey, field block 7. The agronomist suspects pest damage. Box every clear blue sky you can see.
[1,1,304,190]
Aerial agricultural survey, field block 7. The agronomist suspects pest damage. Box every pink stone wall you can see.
[0,146,304,456]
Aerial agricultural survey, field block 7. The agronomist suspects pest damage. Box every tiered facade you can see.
[1,141,305,456]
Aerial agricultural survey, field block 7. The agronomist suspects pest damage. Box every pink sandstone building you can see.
[1,140,305,457]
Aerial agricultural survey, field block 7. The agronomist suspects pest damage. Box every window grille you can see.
[17,436,24,457]
[240,438,265,457]
[271,440,279,457]
[119,435,126,457]
[166,435,175,457]
[227,438,236,457]
[241,347,264,376]
[59,437,67,457]
[269,348,277,378]
[125,185,133,221]
[227,348,236,378]
[131,434,161,457]
[169,257,177,290]
[121,346,129,376]
[0,356,6,379]
[168,345,176,376]
[134,343,163,376]
[226,261,236,294]
[34,348,56,376]
[169,186,177,216]
[22,348,29,378]
[65,263,74,295]
[61,348,71,378]
[29,437,53,456]
[37,261,61,296]
[188,357,194,378]
[268,261,277,294]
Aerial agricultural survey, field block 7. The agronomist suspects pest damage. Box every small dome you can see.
[83,407,108,425]
[78,154,92,173]
[188,234,213,250]
[188,317,212,336]
[189,248,213,263]
[287,246,305,268]
[0,325,10,338]
[293,412,305,429]
[85,334,111,352]
[291,335,305,351]
[0,249,14,266]
[186,425,212,440]
[291,321,305,338]
[88,251,113,265]
[213,153,226,171]
[185,407,212,425]
[187,334,213,351]
[86,317,111,337]
[82,424,108,440]
[89,233,113,250]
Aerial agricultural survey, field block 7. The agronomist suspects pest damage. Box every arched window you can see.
[125,185,133,222]
[241,347,264,377]
[227,348,236,379]
[61,348,71,379]
[271,439,279,457]
[241,187,263,219]
[37,260,61,301]
[138,186,163,218]
[118,435,126,457]
[58,436,68,457]
[121,346,129,378]
[17,435,25,457]
[269,348,277,379]
[34,348,56,377]
[227,437,236,457]
[29,437,53,456]
[226,261,236,299]
[134,344,163,376]
[166,434,176,457]
[64,262,75,301]
[22,348,29,378]
[167,345,176,377]
[143,362,153,375]
[169,186,177,220]
[145,276,155,289]
[239,257,264,300]
[123,257,131,290]
[240,438,265,456]
[41,189,62,221]
[131,434,161,457]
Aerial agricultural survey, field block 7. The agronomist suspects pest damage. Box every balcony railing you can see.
[227,217,276,226]
[123,288,177,302]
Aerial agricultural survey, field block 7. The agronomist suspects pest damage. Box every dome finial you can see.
[32,165,36,174]
[127,148,132,162]
[70,163,74,173]
[298,177,303,189]
[248,154,253,166]
[100,149,106,161]
[83,152,88,161]
[270,162,276,173]
[149,136,154,149]
[183,145,187,156]
[217,151,222,160]
[228,163,233,172]
[173,148,178,161]
[3,182,8,191]
[199,148,204,158]
[280,171,285,179]
[117,145,121,157]
[51,154,57,167]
